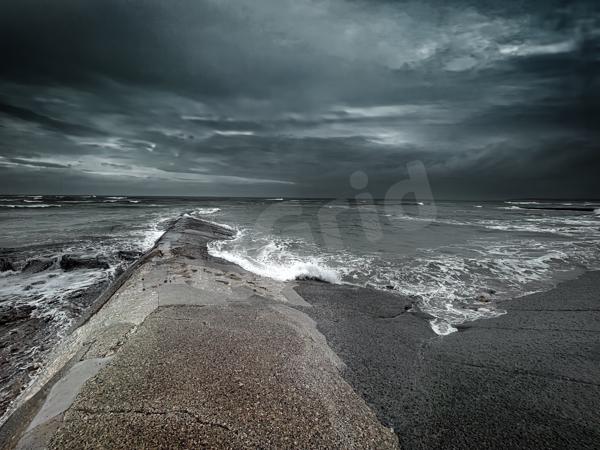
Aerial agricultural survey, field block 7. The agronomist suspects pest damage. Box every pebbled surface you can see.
[49,304,397,450]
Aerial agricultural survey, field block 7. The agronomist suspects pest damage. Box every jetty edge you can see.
[0,216,398,449]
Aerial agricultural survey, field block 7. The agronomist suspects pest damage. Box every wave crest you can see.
[208,232,340,284]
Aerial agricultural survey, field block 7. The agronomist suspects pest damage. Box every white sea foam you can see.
[191,207,221,215]
[141,228,164,250]
[0,267,109,325]
[213,251,340,283]
[595,208,600,215]
[137,216,176,250]
[208,231,340,283]
[0,204,60,208]
[206,219,581,335]
[266,198,284,201]
[481,222,564,234]
[325,204,350,209]
[429,319,458,336]
[184,215,237,231]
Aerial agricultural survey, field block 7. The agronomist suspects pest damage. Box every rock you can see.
[0,258,14,272]
[117,250,142,261]
[22,258,55,274]
[297,275,331,283]
[60,255,110,271]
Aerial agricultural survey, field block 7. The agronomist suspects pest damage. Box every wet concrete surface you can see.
[296,274,600,449]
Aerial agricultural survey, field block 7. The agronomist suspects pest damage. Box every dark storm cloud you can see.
[3,158,71,169]
[0,0,598,198]
[0,101,104,137]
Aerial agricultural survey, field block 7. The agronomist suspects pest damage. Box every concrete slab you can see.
[158,283,226,306]
[49,305,397,449]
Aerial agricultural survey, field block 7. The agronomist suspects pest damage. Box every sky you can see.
[0,0,598,199]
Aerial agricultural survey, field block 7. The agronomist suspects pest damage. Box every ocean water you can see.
[1,195,600,417]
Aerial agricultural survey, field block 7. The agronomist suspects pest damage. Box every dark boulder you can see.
[117,250,142,261]
[22,258,55,274]
[0,258,14,272]
[476,294,491,303]
[295,275,330,283]
[60,255,109,271]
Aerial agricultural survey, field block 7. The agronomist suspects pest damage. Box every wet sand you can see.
[1,216,598,449]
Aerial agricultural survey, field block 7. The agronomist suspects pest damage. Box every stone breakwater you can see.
[0,217,397,449]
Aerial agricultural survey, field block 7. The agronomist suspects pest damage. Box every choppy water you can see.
[1,195,600,418]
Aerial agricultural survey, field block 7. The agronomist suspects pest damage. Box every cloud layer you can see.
[0,0,598,198]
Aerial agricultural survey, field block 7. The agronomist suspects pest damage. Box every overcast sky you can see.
[0,0,598,198]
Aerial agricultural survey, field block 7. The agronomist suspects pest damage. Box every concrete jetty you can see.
[1,217,397,449]
[1,216,599,449]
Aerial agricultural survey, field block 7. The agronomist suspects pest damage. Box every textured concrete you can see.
[49,304,396,449]
[5,217,397,449]
[296,273,600,449]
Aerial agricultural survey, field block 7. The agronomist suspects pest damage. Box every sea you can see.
[1,195,600,419]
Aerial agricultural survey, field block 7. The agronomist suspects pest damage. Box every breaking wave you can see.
[206,209,600,336]
[208,231,341,283]
[192,207,221,215]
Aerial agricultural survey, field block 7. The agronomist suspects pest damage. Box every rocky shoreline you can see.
[0,238,147,423]
[0,274,110,422]
[1,216,598,449]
